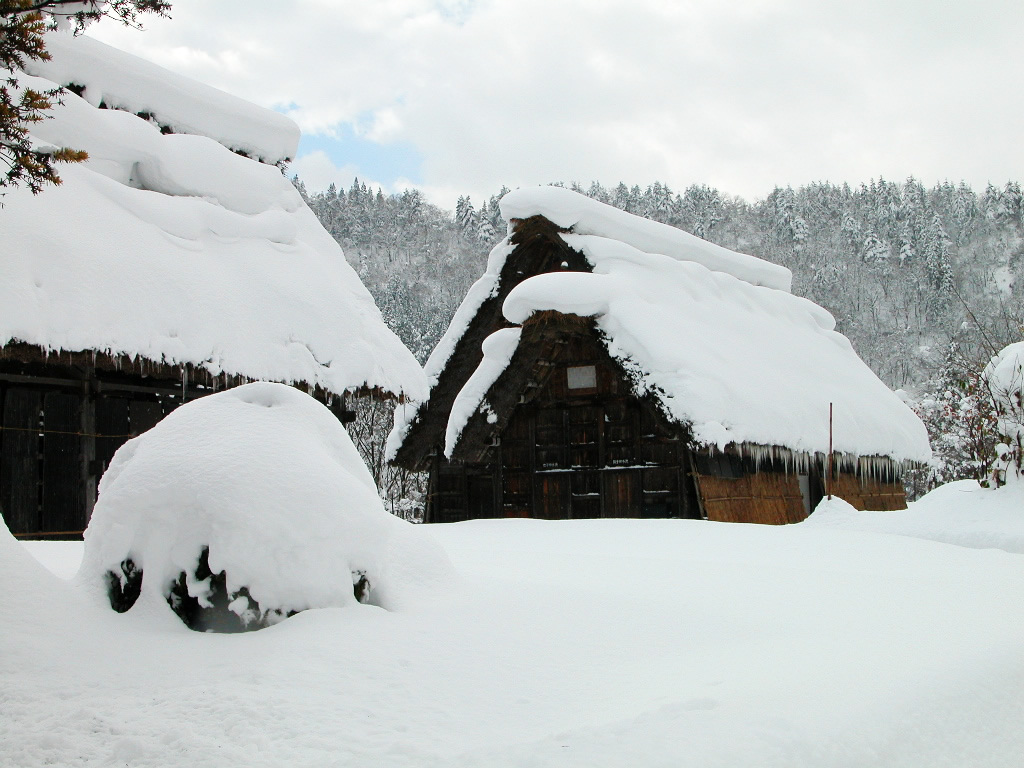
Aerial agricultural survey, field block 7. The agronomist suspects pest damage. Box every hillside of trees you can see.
[296,176,1024,508]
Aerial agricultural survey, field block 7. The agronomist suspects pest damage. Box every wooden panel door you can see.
[570,470,601,518]
[1,387,42,535]
[535,473,570,519]
[602,470,641,518]
[41,391,83,535]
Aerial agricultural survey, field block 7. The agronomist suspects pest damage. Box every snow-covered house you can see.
[388,186,931,524]
[0,33,426,539]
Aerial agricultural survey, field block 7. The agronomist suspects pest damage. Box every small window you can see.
[567,365,597,390]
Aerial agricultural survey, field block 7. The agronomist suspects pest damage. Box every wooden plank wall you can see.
[0,386,190,538]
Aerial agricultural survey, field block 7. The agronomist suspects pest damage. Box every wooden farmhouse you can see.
[0,33,425,540]
[389,187,932,524]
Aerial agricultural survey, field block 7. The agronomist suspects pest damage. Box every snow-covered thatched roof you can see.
[27,32,299,165]
[500,186,793,291]
[390,186,930,465]
[1,33,426,402]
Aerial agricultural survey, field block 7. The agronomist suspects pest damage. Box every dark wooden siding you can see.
[0,384,182,539]
[428,325,703,522]
[1,387,42,535]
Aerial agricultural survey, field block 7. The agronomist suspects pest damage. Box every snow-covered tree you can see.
[455,195,476,234]
[983,341,1024,486]
[910,343,999,489]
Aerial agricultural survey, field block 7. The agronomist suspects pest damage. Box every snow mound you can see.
[500,185,793,292]
[0,63,425,400]
[79,383,452,628]
[805,480,1024,554]
[804,495,862,523]
[27,32,298,164]
[7,514,1024,766]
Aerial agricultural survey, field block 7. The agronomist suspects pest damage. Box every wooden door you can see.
[535,473,570,519]
[41,391,83,534]
[602,470,641,518]
[1,387,42,535]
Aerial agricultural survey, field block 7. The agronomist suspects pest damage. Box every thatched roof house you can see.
[389,186,931,524]
[1,33,425,538]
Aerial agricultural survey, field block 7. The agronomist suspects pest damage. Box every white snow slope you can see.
[500,185,793,292]
[7,491,1024,767]
[28,32,298,165]
[806,479,1024,554]
[1,33,425,401]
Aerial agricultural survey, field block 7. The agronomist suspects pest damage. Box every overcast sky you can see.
[92,0,1024,210]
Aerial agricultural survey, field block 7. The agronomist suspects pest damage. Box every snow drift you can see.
[9,505,1024,767]
[79,383,452,629]
[806,479,1024,554]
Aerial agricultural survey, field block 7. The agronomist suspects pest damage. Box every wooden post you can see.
[827,402,833,500]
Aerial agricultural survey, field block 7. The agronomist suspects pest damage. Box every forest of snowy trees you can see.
[294,176,1024,509]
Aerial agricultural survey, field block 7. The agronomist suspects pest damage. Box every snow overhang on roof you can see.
[499,185,793,292]
[501,233,931,463]
[26,32,299,165]
[1,40,426,402]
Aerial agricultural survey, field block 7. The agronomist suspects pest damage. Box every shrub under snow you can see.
[984,341,1024,486]
[79,382,451,631]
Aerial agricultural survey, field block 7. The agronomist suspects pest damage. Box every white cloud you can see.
[92,0,1024,210]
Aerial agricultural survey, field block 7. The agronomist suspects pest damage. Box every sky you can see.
[91,0,1024,211]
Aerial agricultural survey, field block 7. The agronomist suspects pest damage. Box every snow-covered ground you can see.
[806,480,1024,554]
[5,484,1024,768]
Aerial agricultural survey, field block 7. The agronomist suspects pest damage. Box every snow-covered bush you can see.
[79,382,451,631]
[984,341,1024,487]
[907,351,998,493]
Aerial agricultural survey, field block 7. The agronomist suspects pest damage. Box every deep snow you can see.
[2,33,426,401]
[80,383,453,621]
[28,32,298,165]
[5,484,1024,767]
[806,479,1024,554]
[500,185,793,291]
